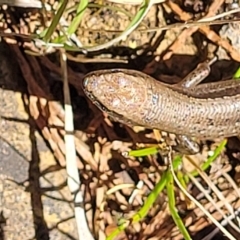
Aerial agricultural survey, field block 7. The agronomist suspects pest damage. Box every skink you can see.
[83,62,240,140]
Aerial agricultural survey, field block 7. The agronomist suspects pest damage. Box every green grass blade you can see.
[128,146,159,157]
[131,171,167,222]
[67,0,88,35]
[106,156,183,240]
[107,141,226,240]
[177,170,187,189]
[83,0,153,52]
[42,0,68,42]
[166,169,191,240]
[190,139,227,177]
[106,171,167,240]
[233,66,240,79]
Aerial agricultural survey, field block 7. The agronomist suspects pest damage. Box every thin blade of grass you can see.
[233,66,240,79]
[189,173,240,234]
[107,139,226,240]
[106,155,183,240]
[128,146,159,157]
[42,0,68,42]
[61,50,94,240]
[82,0,154,52]
[67,0,88,35]
[106,171,167,240]
[52,2,148,48]
[169,152,236,240]
[166,169,191,240]
[190,139,227,177]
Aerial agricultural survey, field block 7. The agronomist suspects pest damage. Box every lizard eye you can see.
[83,77,89,87]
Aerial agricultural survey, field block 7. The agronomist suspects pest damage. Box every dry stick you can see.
[221,171,240,198]
[66,53,128,64]
[168,153,237,240]
[164,0,240,62]
[0,0,42,8]
[60,50,94,240]
[141,9,240,33]
[163,0,222,61]
[185,157,236,217]
[189,173,240,234]
[37,56,100,170]
[149,187,239,239]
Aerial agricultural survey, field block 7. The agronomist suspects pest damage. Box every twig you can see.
[165,0,240,62]
[0,0,42,8]
[60,50,94,240]
[168,153,237,240]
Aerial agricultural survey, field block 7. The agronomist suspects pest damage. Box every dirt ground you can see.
[1,0,240,240]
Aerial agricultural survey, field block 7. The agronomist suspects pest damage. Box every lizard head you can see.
[83,69,150,125]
